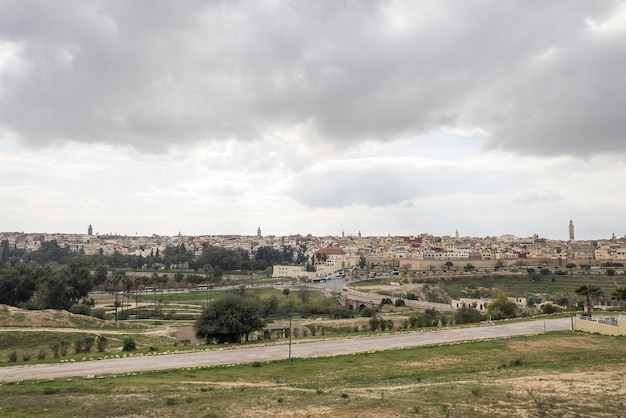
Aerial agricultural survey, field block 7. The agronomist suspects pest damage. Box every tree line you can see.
[1,239,307,273]
[0,239,308,311]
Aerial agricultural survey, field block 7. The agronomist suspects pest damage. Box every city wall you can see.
[574,315,626,337]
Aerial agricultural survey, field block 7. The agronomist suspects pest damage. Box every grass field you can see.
[1,331,625,417]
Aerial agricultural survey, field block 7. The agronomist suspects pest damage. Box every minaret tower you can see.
[568,220,575,241]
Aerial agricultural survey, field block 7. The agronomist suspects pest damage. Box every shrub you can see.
[91,308,107,319]
[394,299,405,307]
[83,336,95,353]
[360,307,374,317]
[122,336,137,351]
[22,353,31,361]
[59,341,69,356]
[8,351,18,362]
[69,303,92,316]
[74,339,84,354]
[96,336,108,353]
[541,303,558,314]
[406,293,419,300]
[117,310,130,321]
[369,318,380,331]
[37,348,47,359]
[50,343,60,358]
[454,306,484,324]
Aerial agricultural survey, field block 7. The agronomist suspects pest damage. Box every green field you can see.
[1,332,624,417]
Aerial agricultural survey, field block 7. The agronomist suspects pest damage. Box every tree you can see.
[298,288,311,304]
[606,268,616,276]
[109,270,125,321]
[566,263,576,275]
[464,263,475,272]
[487,294,518,320]
[611,287,626,309]
[444,261,453,271]
[358,255,367,269]
[1,239,10,261]
[203,264,215,305]
[454,306,484,324]
[195,294,265,344]
[575,284,602,317]
[94,265,108,287]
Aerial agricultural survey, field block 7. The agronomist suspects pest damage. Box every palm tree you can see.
[121,274,133,314]
[575,284,602,317]
[133,276,142,318]
[150,272,159,320]
[158,274,168,318]
[203,264,215,305]
[109,270,125,322]
[611,287,626,310]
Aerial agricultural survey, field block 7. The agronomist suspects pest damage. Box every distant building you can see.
[88,224,93,236]
[569,220,575,241]
[257,227,262,238]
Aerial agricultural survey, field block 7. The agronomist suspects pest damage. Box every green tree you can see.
[109,270,125,321]
[358,255,367,269]
[444,261,453,271]
[298,288,311,304]
[611,287,626,309]
[94,265,108,287]
[464,263,475,272]
[1,239,10,261]
[565,263,576,275]
[575,284,602,317]
[454,306,484,324]
[487,294,518,320]
[195,294,265,344]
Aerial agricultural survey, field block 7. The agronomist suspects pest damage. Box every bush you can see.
[406,293,419,300]
[8,350,17,362]
[50,343,60,358]
[369,318,380,331]
[59,341,69,356]
[360,307,374,317]
[122,336,137,351]
[69,303,92,316]
[83,336,95,353]
[91,308,107,319]
[37,348,47,359]
[74,339,84,354]
[455,306,484,324]
[394,299,405,307]
[117,310,130,320]
[96,336,108,353]
[541,303,558,314]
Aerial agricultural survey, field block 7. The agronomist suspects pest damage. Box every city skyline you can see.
[1,219,621,242]
[2,2,626,240]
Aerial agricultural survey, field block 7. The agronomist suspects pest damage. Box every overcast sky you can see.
[1,1,625,240]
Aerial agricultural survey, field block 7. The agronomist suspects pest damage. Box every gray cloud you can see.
[0,1,623,157]
[289,162,526,208]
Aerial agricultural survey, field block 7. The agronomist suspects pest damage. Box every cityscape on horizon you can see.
[3,220,626,267]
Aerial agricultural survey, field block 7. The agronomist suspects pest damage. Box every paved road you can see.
[0,318,571,383]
